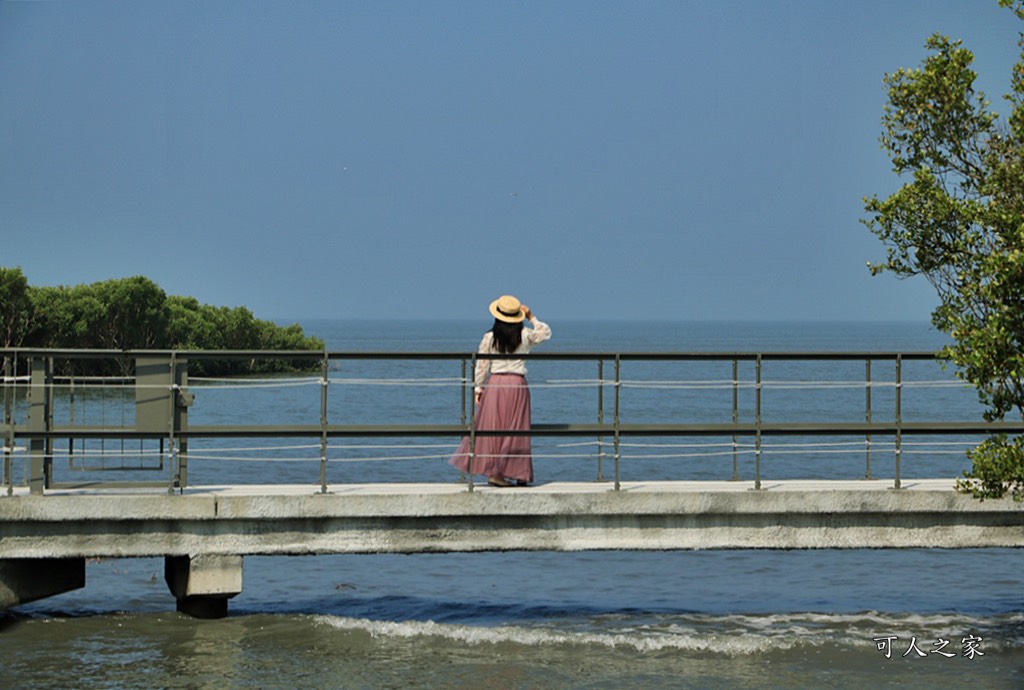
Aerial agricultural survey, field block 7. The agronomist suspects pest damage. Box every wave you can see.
[315,615,800,655]
[313,609,1024,656]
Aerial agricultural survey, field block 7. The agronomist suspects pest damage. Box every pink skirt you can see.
[450,374,534,483]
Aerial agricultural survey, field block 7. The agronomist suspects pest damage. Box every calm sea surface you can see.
[3,320,1023,689]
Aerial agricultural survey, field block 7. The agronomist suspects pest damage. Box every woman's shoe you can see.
[487,476,512,487]
[514,480,531,487]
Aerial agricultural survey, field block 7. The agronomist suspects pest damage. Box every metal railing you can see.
[3,348,1022,495]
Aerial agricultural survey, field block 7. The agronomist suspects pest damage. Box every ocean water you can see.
[3,320,1024,689]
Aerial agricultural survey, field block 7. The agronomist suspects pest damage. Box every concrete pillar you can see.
[164,554,243,619]
[0,557,85,610]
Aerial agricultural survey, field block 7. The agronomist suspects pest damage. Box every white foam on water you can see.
[312,609,1024,656]
[315,615,842,655]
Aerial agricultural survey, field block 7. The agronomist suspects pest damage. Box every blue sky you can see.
[1,1,1021,322]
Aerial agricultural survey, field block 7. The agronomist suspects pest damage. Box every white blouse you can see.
[474,318,552,393]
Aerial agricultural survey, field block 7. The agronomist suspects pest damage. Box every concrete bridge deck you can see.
[4,478,1023,556]
[3,479,1022,616]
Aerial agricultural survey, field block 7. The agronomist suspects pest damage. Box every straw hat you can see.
[489,295,526,323]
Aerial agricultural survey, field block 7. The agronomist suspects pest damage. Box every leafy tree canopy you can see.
[864,1,1024,499]
[0,267,31,349]
[0,269,323,376]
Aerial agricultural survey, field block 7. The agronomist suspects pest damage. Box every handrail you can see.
[2,347,946,360]
[1,347,1006,497]
[8,419,1021,438]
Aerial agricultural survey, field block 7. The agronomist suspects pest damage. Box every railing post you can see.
[455,358,467,484]
[1,356,8,425]
[596,358,606,482]
[3,355,12,496]
[460,359,467,427]
[68,365,76,468]
[865,359,873,479]
[27,356,51,495]
[467,353,476,493]
[167,353,192,493]
[168,352,177,494]
[613,355,621,491]
[2,423,11,496]
[319,352,329,494]
[46,357,55,481]
[754,354,762,491]
[894,354,902,490]
[732,358,739,481]
[177,355,190,491]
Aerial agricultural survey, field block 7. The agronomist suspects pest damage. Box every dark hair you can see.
[491,319,523,354]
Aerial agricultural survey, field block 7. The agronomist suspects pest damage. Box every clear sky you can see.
[1,1,1021,323]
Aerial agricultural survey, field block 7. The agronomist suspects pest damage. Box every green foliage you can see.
[956,434,1024,501]
[999,1,1024,22]
[0,271,323,376]
[28,285,106,349]
[864,4,1024,499]
[166,296,221,351]
[0,267,32,348]
[165,295,324,375]
[90,276,169,350]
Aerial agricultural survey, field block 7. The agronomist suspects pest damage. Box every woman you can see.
[450,295,552,487]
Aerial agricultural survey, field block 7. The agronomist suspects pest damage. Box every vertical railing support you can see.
[754,354,762,491]
[456,358,467,484]
[167,352,177,494]
[319,352,329,494]
[170,353,191,493]
[175,355,191,492]
[1,356,8,424]
[894,354,903,490]
[613,355,621,491]
[596,358,606,482]
[467,353,477,493]
[28,357,52,495]
[3,355,12,495]
[865,359,873,479]
[460,359,467,427]
[2,423,11,496]
[731,359,739,481]
[46,357,55,479]
[68,365,76,467]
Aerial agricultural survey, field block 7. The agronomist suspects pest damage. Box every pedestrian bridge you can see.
[3,477,1024,617]
[3,347,1024,616]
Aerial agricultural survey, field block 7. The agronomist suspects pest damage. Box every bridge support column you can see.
[0,557,85,610]
[164,555,242,619]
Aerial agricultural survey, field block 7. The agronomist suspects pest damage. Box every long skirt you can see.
[449,373,534,483]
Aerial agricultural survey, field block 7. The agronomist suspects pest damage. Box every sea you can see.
[2,319,1023,689]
